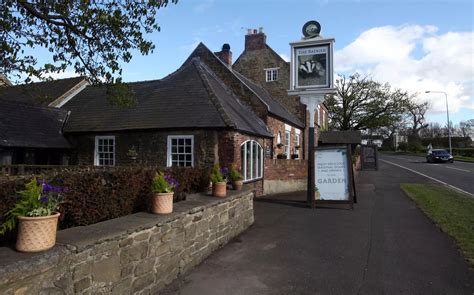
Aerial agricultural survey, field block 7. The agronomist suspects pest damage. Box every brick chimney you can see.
[245,27,266,51]
[214,43,232,66]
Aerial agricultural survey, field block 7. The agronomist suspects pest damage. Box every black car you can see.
[426,149,454,163]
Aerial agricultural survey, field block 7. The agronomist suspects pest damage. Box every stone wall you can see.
[67,129,219,168]
[264,159,307,195]
[0,190,254,294]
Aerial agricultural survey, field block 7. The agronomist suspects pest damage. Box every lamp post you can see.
[425,91,452,155]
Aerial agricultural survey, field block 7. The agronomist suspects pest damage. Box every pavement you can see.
[162,160,474,295]
[380,153,474,195]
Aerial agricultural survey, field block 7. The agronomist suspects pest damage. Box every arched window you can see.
[240,140,263,181]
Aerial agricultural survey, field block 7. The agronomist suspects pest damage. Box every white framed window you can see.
[94,136,115,166]
[167,135,194,167]
[284,130,291,159]
[295,129,301,159]
[241,140,263,182]
[265,68,279,82]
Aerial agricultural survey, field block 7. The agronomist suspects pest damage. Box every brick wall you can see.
[266,116,304,159]
[263,159,307,195]
[0,191,254,294]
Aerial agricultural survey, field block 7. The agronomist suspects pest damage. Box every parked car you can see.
[426,149,454,163]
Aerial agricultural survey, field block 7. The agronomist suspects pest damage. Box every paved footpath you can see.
[162,161,474,295]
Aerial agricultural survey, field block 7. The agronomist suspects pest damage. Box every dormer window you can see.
[265,68,279,82]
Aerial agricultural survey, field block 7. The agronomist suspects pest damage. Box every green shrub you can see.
[210,164,225,183]
[151,172,174,193]
[228,164,242,182]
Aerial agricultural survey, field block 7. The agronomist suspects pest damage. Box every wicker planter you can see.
[16,213,60,253]
[151,192,174,214]
[232,180,243,191]
[212,182,227,197]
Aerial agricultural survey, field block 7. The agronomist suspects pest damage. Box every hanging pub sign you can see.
[289,21,335,94]
[314,146,354,208]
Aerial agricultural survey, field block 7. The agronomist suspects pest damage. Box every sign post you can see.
[288,21,336,208]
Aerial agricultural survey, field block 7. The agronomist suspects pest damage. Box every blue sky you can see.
[34,0,474,126]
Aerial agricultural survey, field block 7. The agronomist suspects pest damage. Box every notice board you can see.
[361,145,378,170]
[314,146,354,208]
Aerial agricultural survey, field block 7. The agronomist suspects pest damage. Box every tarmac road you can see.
[380,154,474,195]
[162,161,474,295]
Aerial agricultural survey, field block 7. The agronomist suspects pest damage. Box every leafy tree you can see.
[326,74,412,131]
[1,0,177,84]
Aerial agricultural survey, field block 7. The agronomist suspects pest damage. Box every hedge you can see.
[0,166,210,246]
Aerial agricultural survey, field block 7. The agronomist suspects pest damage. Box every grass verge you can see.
[401,183,474,265]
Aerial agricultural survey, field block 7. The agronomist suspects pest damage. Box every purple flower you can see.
[220,167,229,176]
[39,196,49,203]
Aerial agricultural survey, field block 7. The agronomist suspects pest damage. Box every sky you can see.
[36,0,474,126]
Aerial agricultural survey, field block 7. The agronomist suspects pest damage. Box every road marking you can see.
[446,166,471,173]
[381,159,474,197]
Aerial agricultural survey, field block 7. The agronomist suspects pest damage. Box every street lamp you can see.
[425,91,452,155]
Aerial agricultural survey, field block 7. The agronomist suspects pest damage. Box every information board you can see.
[361,145,378,170]
[315,146,351,201]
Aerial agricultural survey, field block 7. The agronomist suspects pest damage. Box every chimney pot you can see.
[214,44,232,67]
[244,28,266,51]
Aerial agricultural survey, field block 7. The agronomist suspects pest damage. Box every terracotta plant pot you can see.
[232,180,243,191]
[16,213,60,253]
[151,192,174,214]
[212,182,227,197]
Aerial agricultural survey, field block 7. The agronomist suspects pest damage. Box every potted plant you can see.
[127,146,138,160]
[291,154,299,159]
[228,164,243,191]
[276,143,284,149]
[0,178,64,252]
[151,172,178,214]
[210,164,226,197]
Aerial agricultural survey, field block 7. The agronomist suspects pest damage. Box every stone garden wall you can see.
[0,190,254,294]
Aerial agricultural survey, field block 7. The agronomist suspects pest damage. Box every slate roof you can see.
[232,71,304,128]
[186,43,304,129]
[0,99,70,148]
[0,77,85,106]
[62,59,272,138]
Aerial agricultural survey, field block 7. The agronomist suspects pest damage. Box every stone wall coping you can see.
[0,188,254,278]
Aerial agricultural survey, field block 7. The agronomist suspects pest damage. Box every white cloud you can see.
[194,0,215,14]
[334,25,474,116]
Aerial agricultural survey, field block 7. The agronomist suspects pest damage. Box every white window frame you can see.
[241,140,263,182]
[317,105,321,126]
[167,135,194,167]
[265,67,279,82]
[295,129,301,159]
[94,136,115,166]
[284,130,291,159]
